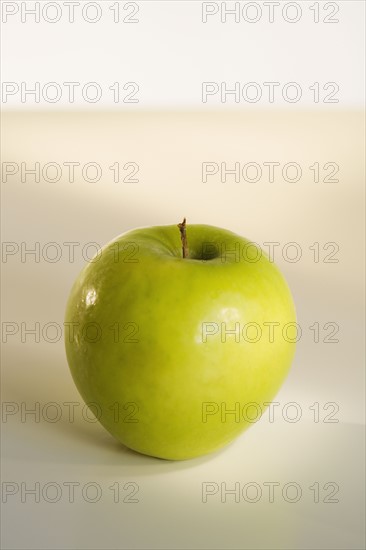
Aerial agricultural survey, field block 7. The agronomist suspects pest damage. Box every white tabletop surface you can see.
[1,109,365,549]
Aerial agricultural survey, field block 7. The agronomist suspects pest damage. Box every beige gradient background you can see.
[1,2,365,550]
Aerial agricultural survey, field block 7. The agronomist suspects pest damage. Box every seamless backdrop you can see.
[1,2,365,549]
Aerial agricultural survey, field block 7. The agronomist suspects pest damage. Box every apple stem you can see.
[177,218,188,259]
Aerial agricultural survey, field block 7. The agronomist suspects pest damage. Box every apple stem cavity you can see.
[177,218,188,259]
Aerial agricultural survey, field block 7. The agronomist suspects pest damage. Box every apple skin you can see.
[65,224,296,460]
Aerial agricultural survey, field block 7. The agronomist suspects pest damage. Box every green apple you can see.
[65,221,296,460]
